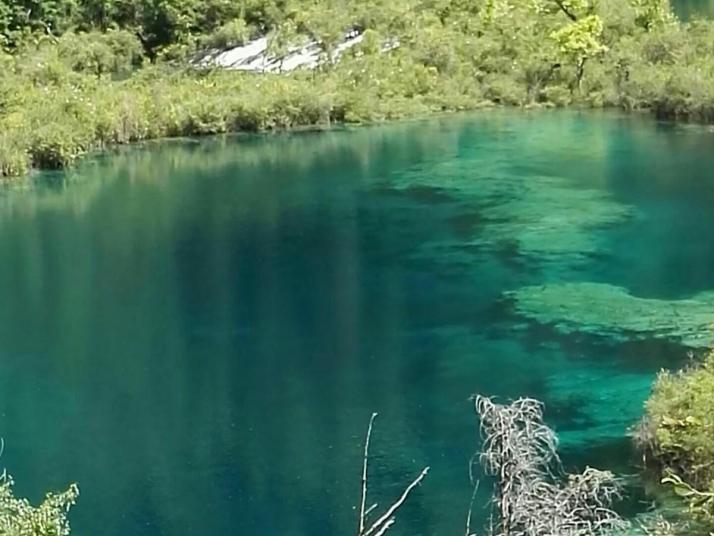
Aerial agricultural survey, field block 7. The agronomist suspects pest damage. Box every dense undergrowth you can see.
[1,0,714,178]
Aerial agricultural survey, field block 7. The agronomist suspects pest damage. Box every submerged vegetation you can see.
[508,283,714,348]
[390,160,637,262]
[1,0,714,177]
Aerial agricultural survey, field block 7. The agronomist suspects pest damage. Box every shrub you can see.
[0,472,78,536]
[643,352,714,526]
[201,19,251,50]
[482,73,528,106]
[56,30,144,77]
[542,84,573,106]
[0,135,30,178]
[28,121,95,169]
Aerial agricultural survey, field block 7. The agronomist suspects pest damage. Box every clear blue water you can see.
[0,110,713,535]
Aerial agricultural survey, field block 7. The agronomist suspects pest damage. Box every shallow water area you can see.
[0,110,713,535]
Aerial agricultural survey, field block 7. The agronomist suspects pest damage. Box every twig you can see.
[359,412,378,535]
[372,519,395,536]
[465,480,480,536]
[363,467,430,536]
[364,503,377,518]
[553,0,578,21]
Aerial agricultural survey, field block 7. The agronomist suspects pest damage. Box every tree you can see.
[550,14,607,90]
[297,0,352,66]
[0,0,77,48]
[632,0,674,29]
[267,19,303,72]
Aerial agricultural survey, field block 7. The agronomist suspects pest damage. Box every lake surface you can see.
[674,0,714,18]
[0,110,713,535]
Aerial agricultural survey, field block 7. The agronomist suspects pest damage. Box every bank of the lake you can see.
[2,0,714,179]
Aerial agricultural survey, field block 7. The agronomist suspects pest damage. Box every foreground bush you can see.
[0,473,79,536]
[642,352,714,527]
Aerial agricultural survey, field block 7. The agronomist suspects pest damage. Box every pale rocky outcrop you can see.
[196,30,364,72]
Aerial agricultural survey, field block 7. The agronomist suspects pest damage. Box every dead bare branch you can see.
[372,518,395,536]
[356,414,429,536]
[359,413,378,535]
[363,467,430,536]
[465,480,480,536]
[364,503,377,518]
[353,396,629,536]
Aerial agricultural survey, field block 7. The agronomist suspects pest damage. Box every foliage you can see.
[267,19,304,71]
[643,353,714,527]
[632,0,675,28]
[0,0,77,49]
[550,15,607,85]
[201,18,251,50]
[0,472,79,536]
[55,29,144,76]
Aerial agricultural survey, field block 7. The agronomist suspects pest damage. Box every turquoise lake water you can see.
[674,0,714,18]
[0,110,713,535]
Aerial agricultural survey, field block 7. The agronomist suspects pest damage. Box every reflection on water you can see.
[0,111,713,535]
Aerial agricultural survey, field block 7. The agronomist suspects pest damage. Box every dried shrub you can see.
[475,396,628,536]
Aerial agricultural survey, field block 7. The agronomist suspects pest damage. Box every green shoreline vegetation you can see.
[641,353,714,531]
[1,0,714,178]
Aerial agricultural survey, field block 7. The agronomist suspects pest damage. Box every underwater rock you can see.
[195,31,364,72]
[507,282,714,348]
[195,30,400,72]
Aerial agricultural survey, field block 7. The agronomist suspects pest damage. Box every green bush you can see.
[55,30,144,76]
[201,19,251,50]
[644,352,714,526]
[0,135,30,178]
[541,84,573,106]
[482,73,529,106]
[29,121,95,169]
